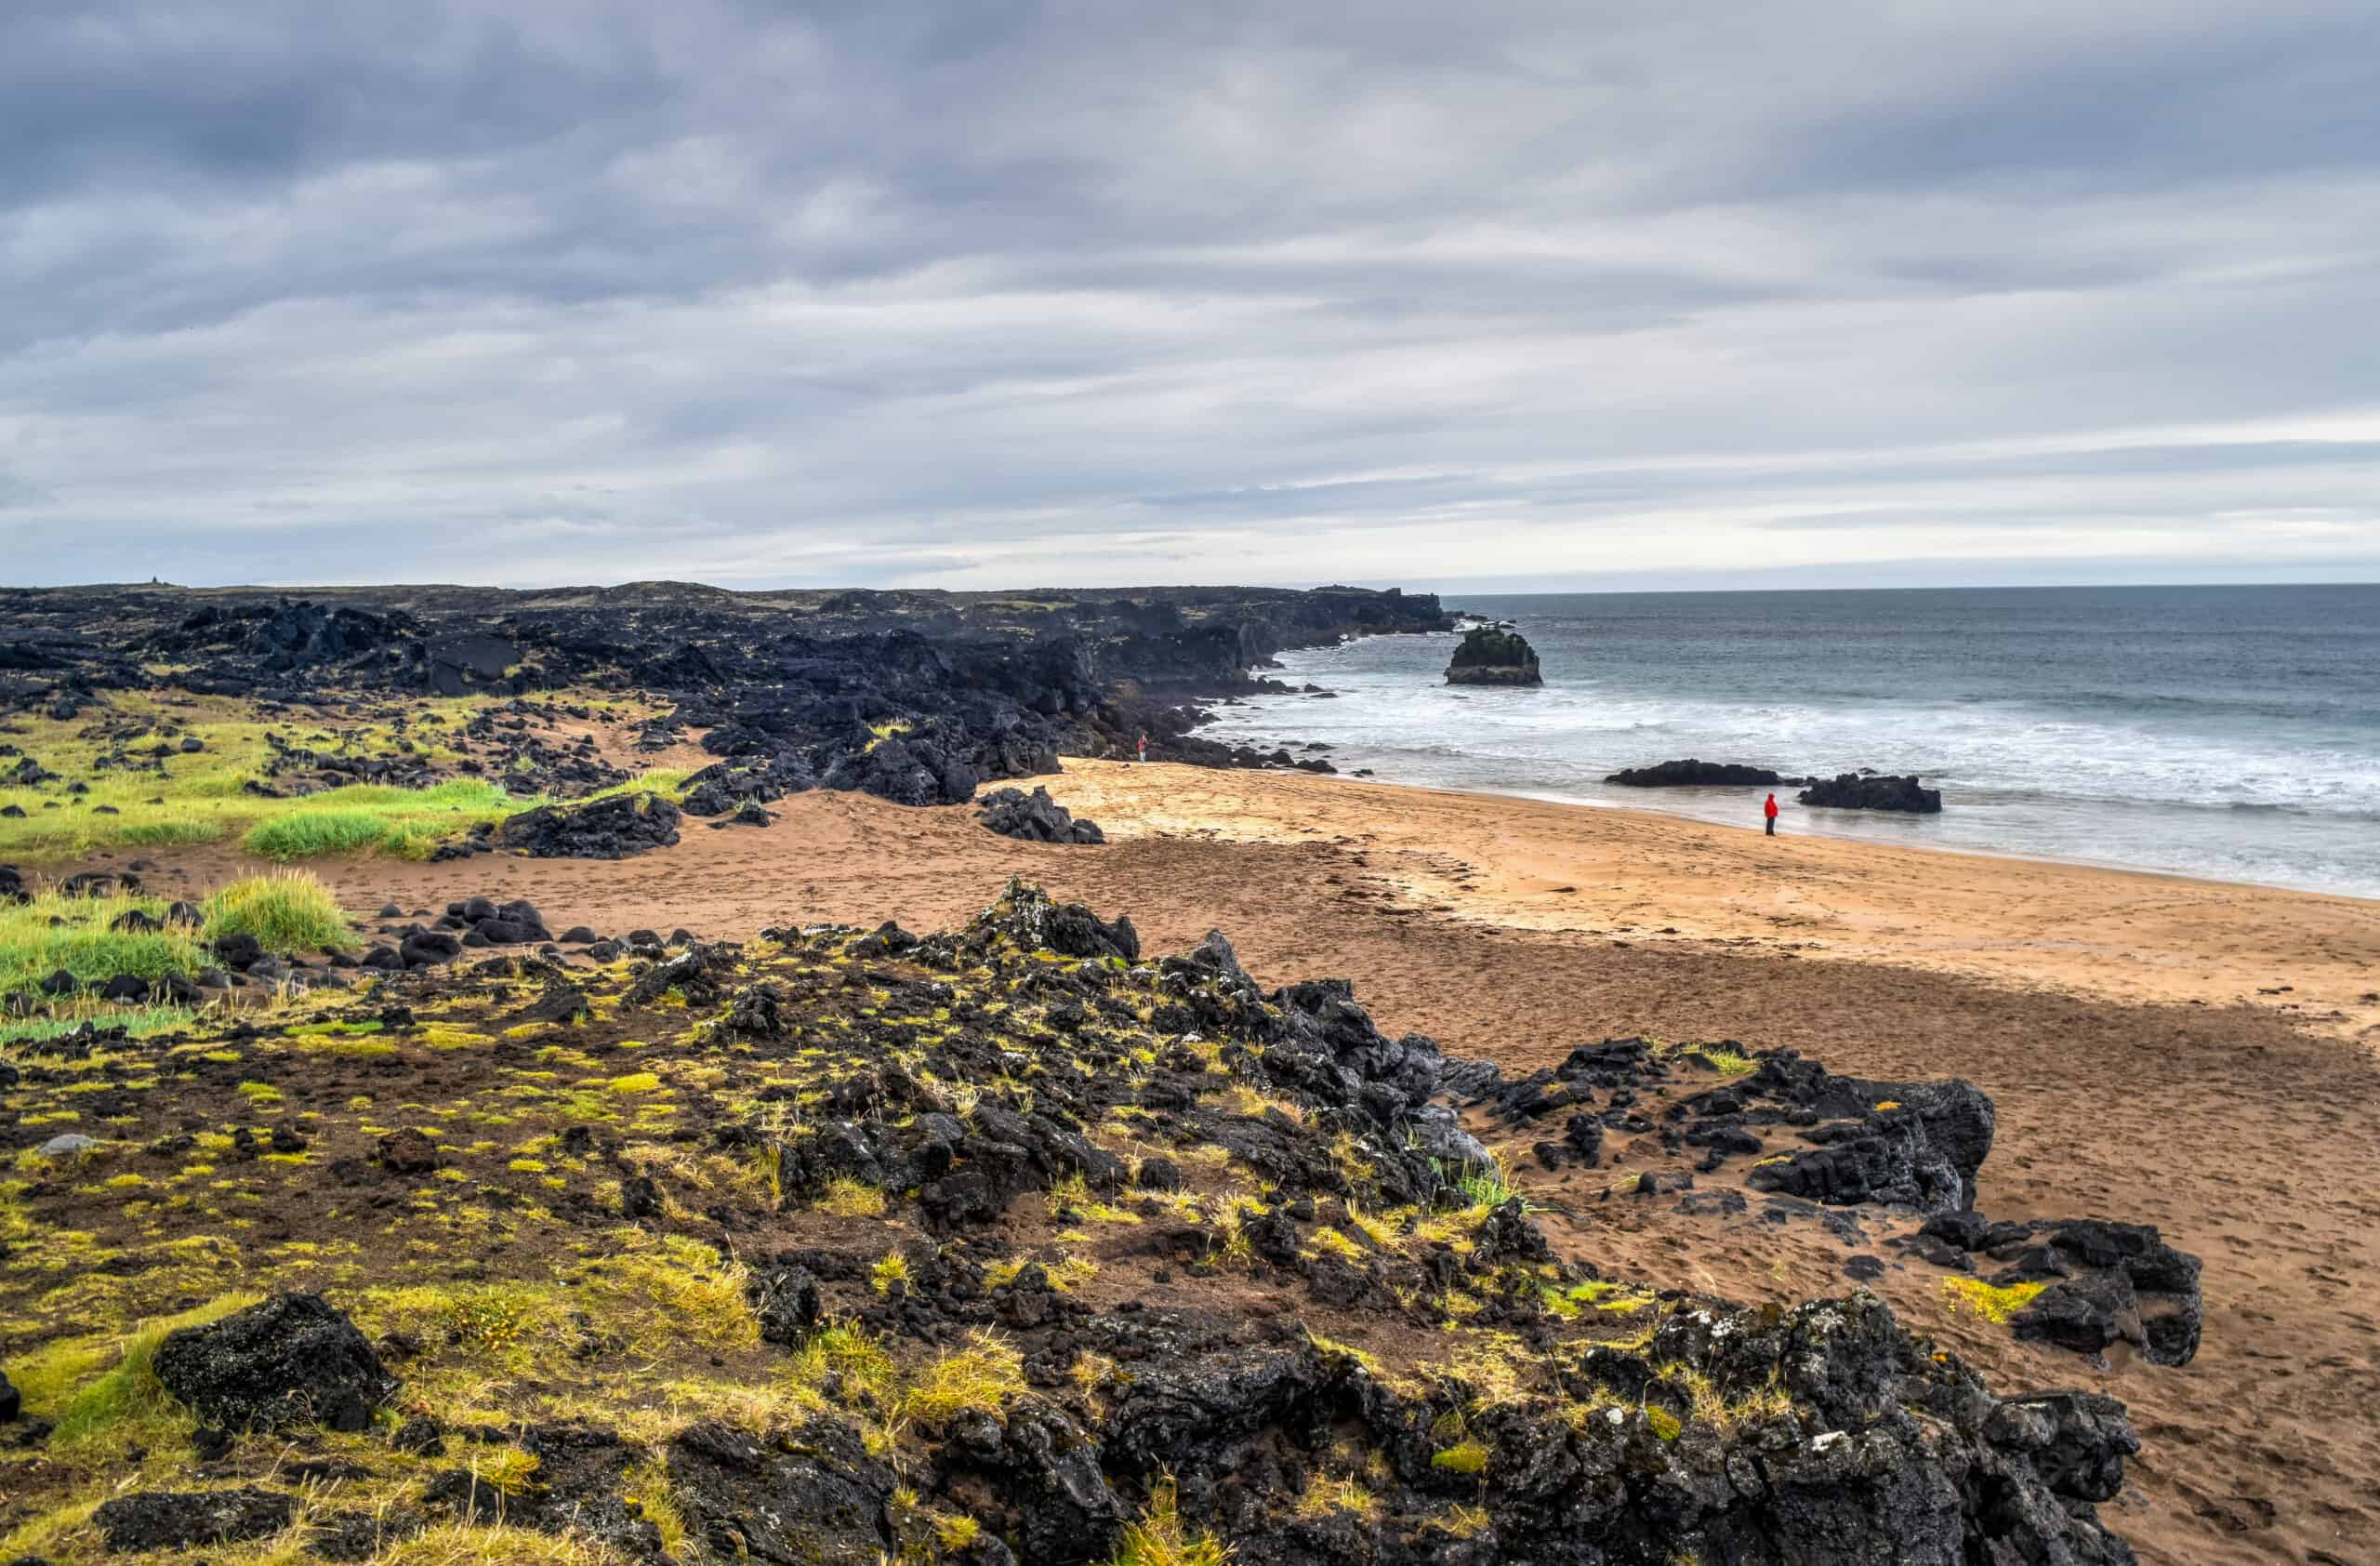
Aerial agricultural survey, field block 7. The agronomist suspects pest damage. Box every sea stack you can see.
[1444,624,1542,686]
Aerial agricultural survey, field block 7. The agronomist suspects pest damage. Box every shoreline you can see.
[1379,771,2375,908]
[1038,758,2380,1045]
[1191,599,2380,903]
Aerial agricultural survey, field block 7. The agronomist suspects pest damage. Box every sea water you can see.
[1195,584,2380,899]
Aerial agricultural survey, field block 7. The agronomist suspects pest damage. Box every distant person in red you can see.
[1136,732,1148,763]
[1764,792,1779,836]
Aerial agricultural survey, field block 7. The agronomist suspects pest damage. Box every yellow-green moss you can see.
[1940,1276,2047,1324]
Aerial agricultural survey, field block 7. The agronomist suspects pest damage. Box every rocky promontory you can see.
[1443,624,1542,686]
[0,582,1453,814]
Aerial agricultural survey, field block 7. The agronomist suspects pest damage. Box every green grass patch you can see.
[204,869,355,951]
[896,1330,1026,1430]
[579,768,694,803]
[0,1002,193,1045]
[0,888,207,994]
[0,871,349,1038]
[1106,1476,1233,1566]
[0,693,553,862]
[241,778,528,862]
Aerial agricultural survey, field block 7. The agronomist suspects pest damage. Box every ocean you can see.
[1195,584,2380,900]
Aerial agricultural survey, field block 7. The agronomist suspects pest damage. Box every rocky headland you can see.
[0,582,1450,816]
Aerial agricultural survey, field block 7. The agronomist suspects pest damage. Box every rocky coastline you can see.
[0,582,1451,815]
[0,580,2253,1562]
[0,878,2175,1563]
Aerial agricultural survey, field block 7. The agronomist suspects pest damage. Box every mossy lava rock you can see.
[1445,624,1542,685]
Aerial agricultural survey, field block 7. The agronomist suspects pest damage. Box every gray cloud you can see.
[2,0,2376,589]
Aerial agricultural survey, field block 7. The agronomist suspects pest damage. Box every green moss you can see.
[1646,1405,1682,1441]
[1432,1437,1490,1474]
[818,1175,886,1217]
[1939,1276,2048,1324]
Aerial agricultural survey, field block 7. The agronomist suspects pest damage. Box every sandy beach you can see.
[1039,760,2380,1046]
[100,761,2380,1566]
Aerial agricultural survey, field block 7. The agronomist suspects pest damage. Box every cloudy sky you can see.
[4,1,2375,591]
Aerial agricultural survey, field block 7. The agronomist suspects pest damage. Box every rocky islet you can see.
[1442,624,1543,686]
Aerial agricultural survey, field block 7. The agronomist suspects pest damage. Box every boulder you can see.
[213,932,266,972]
[747,1266,822,1346]
[152,1293,394,1433]
[819,730,979,808]
[1984,1391,2141,1503]
[400,931,462,967]
[1799,773,1943,813]
[975,785,1104,845]
[1443,624,1542,686]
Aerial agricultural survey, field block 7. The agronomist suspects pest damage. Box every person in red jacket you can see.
[1764,792,1779,836]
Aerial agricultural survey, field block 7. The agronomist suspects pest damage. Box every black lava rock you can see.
[152,1293,394,1433]
[1607,758,1795,787]
[667,1417,896,1566]
[975,785,1104,845]
[1798,772,1944,813]
[498,792,683,859]
[93,1489,297,1552]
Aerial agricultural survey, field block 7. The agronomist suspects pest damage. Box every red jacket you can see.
[1764,794,1778,817]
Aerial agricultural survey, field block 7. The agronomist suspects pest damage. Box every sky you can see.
[3,1,2376,591]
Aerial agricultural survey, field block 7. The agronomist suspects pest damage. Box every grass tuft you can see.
[1106,1475,1235,1566]
[205,870,355,951]
[818,1176,887,1218]
[896,1330,1026,1431]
